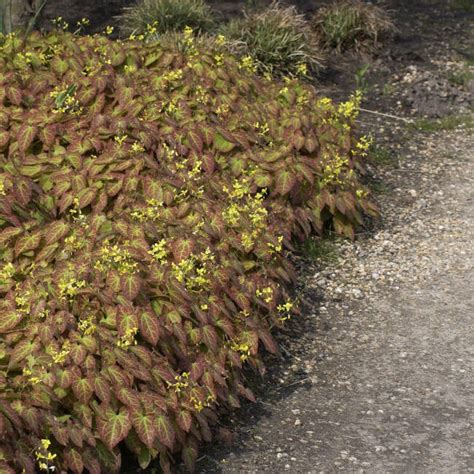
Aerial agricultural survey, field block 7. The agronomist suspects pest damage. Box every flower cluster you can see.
[58,275,86,300]
[117,326,139,348]
[35,439,57,472]
[94,241,138,275]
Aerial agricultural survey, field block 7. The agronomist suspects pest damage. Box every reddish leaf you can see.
[14,179,32,206]
[187,130,203,153]
[202,325,218,351]
[155,415,175,449]
[77,187,97,209]
[65,448,84,474]
[94,376,111,404]
[117,309,138,336]
[120,274,141,301]
[18,124,38,153]
[171,238,194,263]
[0,227,22,246]
[132,412,156,448]
[0,311,22,333]
[275,169,296,196]
[98,408,132,450]
[139,310,161,346]
[14,232,42,257]
[116,386,140,409]
[44,221,70,245]
[177,410,192,432]
[72,378,93,404]
[6,85,22,105]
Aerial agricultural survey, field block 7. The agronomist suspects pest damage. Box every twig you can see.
[283,376,312,389]
[23,0,48,41]
[358,107,414,123]
[280,345,301,361]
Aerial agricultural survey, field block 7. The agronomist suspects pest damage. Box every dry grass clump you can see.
[312,0,395,52]
[220,1,324,77]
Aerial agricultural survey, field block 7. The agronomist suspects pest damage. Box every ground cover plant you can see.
[0,26,376,473]
[312,0,395,52]
[218,1,324,77]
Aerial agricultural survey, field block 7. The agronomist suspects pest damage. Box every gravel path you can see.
[198,126,474,473]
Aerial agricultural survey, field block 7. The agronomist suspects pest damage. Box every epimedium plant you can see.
[0,26,377,473]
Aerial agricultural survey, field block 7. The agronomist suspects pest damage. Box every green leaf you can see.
[144,51,163,67]
[155,415,174,449]
[51,58,70,78]
[132,412,156,448]
[19,164,42,177]
[98,408,132,450]
[182,443,198,472]
[56,85,78,107]
[230,157,245,176]
[213,132,235,153]
[138,447,152,470]
[254,172,273,188]
[0,130,10,149]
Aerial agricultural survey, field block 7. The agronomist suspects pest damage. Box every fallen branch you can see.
[358,107,414,123]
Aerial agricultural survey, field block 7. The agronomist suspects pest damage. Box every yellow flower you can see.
[296,62,308,76]
[149,239,168,263]
[216,34,226,46]
[239,55,257,73]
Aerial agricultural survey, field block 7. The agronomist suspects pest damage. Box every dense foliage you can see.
[0,28,376,473]
[312,0,395,52]
[120,0,214,37]
[220,1,323,77]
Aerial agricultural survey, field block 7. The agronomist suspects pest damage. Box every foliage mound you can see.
[312,0,395,52]
[119,0,214,36]
[219,1,324,77]
[0,28,376,473]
